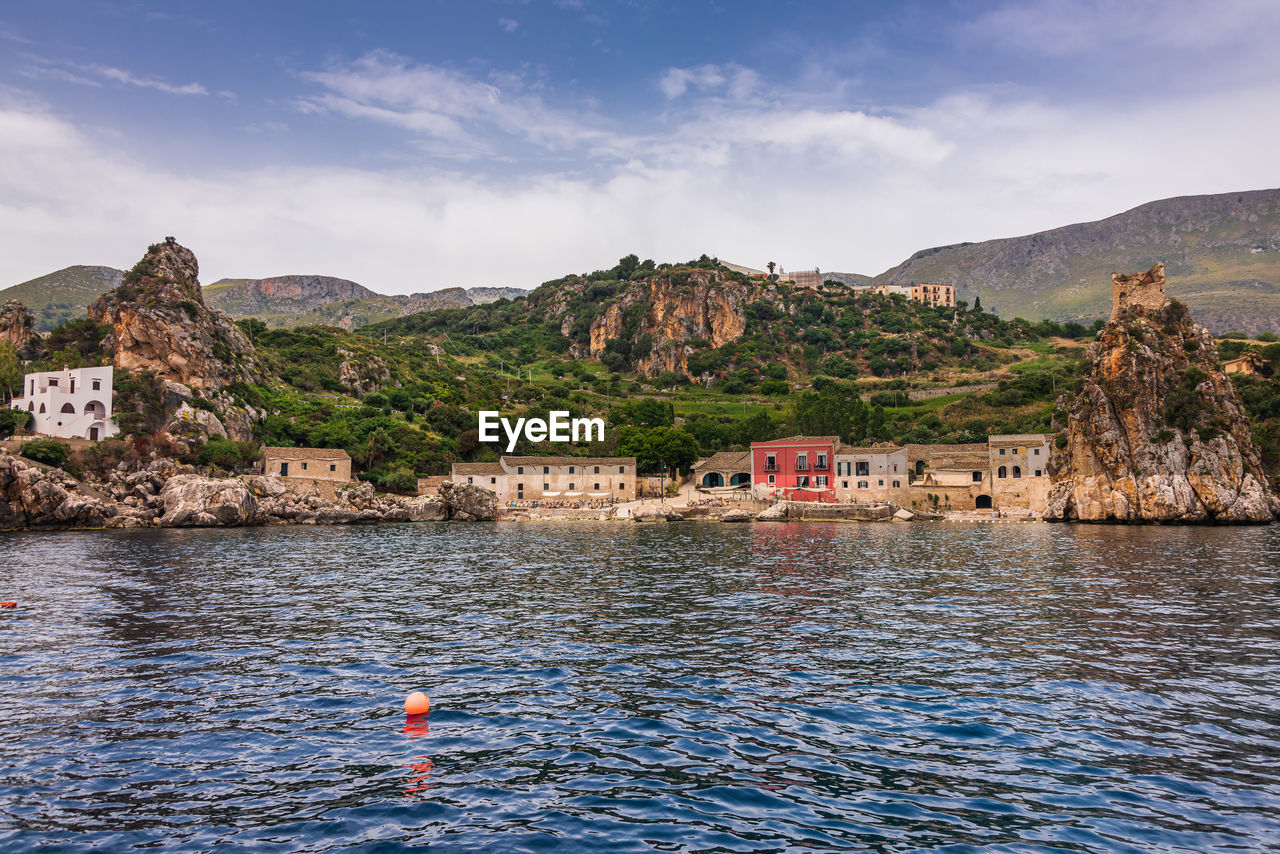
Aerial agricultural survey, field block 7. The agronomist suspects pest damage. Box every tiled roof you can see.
[263,446,351,461]
[752,435,838,446]
[693,450,751,471]
[452,462,505,475]
[500,456,635,467]
[836,443,904,455]
[904,443,988,463]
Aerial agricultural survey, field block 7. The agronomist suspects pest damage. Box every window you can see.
[892,480,900,488]
[92,379,101,391]
[517,484,524,496]
[842,481,849,489]
[594,483,600,490]
[857,480,868,489]
[569,466,575,474]
[467,476,473,484]
[543,466,549,474]
[1012,466,1022,479]
[893,464,898,472]
[490,477,496,485]
[765,454,777,472]
[1034,469,1042,477]
[544,483,549,490]
[330,464,336,472]
[518,466,524,474]
[999,448,1006,455]
[878,479,884,487]
[70,379,75,393]
[796,454,808,471]
[855,461,870,476]
[972,471,982,482]
[768,474,776,485]
[1012,448,1019,455]
[998,466,1007,478]
[619,483,625,490]
[302,462,308,470]
[48,378,58,387]
[815,476,827,487]
[619,466,625,473]
[1034,448,1041,455]
[816,454,828,470]
[594,466,600,474]
[569,483,575,490]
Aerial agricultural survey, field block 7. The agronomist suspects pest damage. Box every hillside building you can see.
[750,436,837,501]
[872,282,956,307]
[8,366,118,441]
[834,444,908,502]
[263,447,352,482]
[693,450,752,491]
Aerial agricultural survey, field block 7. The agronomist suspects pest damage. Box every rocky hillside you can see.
[0,265,124,331]
[0,300,41,360]
[1045,263,1276,523]
[203,275,525,329]
[89,238,266,389]
[875,188,1280,334]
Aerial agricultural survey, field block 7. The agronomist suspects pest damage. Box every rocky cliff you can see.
[89,238,267,389]
[1045,263,1276,523]
[0,300,41,359]
[577,269,756,377]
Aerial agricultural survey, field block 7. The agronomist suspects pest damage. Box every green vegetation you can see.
[21,439,70,468]
[0,408,31,438]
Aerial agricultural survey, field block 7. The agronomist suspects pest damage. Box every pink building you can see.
[750,436,837,502]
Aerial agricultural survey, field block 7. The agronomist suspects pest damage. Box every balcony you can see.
[794,464,809,472]
[814,462,830,471]
[762,464,778,473]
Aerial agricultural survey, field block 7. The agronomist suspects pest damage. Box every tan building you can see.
[872,283,914,299]
[452,462,509,501]
[263,447,353,482]
[988,434,1052,511]
[790,268,823,289]
[693,450,752,492]
[910,283,955,308]
[451,456,638,502]
[1223,354,1262,375]
[834,443,908,502]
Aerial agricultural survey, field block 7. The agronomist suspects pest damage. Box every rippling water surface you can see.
[3,522,1280,851]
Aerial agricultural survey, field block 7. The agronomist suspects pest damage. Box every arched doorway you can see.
[702,472,724,488]
[975,494,993,509]
[60,402,75,414]
[915,460,926,476]
[729,472,750,487]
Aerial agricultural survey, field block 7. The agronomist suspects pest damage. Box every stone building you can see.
[8,366,118,441]
[451,456,638,502]
[834,444,908,502]
[263,447,353,482]
[1110,261,1166,321]
[692,450,752,491]
[988,434,1052,510]
[910,283,955,308]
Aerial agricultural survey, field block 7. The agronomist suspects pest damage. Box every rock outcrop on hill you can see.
[1045,263,1276,523]
[543,269,756,378]
[90,238,267,389]
[0,300,42,359]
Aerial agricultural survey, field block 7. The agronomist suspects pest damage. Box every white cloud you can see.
[659,64,759,100]
[498,17,519,32]
[17,57,217,96]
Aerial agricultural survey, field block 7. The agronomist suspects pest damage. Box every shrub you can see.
[760,380,790,396]
[21,439,71,468]
[0,409,32,438]
[381,467,419,494]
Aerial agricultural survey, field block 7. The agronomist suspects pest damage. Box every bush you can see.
[0,409,31,438]
[21,439,71,468]
[381,467,419,493]
[760,380,790,396]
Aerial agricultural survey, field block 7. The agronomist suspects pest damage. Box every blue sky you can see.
[2,0,1278,292]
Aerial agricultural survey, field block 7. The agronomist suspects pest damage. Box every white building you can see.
[8,366,119,441]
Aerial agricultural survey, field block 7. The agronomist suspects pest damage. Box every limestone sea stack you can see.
[1045,262,1276,523]
[89,237,267,389]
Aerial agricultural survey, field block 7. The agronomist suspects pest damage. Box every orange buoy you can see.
[404,691,430,715]
[0,602,15,609]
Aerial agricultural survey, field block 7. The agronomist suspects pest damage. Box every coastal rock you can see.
[1045,263,1275,524]
[756,502,790,521]
[0,453,115,529]
[0,300,42,359]
[893,508,916,522]
[158,474,261,527]
[633,503,681,522]
[719,509,754,522]
[89,238,267,389]
[438,481,497,521]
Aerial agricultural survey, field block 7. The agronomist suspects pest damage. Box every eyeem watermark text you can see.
[479,410,605,452]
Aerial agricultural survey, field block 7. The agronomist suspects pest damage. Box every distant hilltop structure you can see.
[1110,261,1166,321]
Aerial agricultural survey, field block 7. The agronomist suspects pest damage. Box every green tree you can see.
[0,342,21,402]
